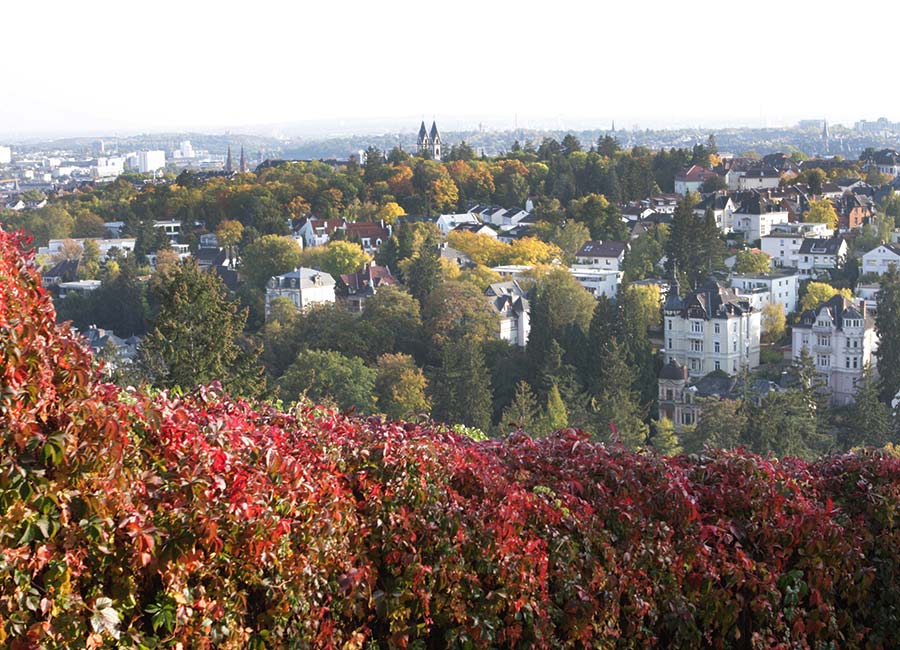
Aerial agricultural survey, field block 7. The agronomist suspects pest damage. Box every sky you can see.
[4,0,900,139]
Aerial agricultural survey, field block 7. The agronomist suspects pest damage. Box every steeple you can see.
[822,119,830,153]
[239,146,248,173]
[429,120,440,142]
[417,121,428,146]
[225,146,233,173]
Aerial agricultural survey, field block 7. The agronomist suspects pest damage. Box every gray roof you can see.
[798,237,844,255]
[576,240,627,258]
[269,267,336,290]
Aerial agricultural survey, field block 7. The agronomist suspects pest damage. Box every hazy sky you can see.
[4,0,900,138]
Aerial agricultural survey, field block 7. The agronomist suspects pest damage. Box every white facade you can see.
[265,268,336,318]
[730,271,802,313]
[138,150,166,173]
[93,156,125,179]
[569,267,622,299]
[761,234,803,269]
[40,238,136,261]
[738,174,780,191]
[436,213,480,235]
[861,245,900,277]
[797,239,848,277]
[0,146,10,165]
[733,210,789,243]
[663,284,761,377]
[792,297,878,406]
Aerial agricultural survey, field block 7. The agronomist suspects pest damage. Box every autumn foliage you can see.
[3,227,900,648]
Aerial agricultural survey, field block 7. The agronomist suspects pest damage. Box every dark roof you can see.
[210,265,240,290]
[485,281,529,316]
[339,264,396,295]
[576,240,627,258]
[429,121,440,141]
[696,193,732,211]
[795,294,869,331]
[417,121,428,144]
[869,149,900,166]
[670,280,754,320]
[44,259,79,281]
[659,358,688,381]
[798,237,844,255]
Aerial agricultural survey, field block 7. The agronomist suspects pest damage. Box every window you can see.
[714,341,720,353]
[817,336,830,347]
[714,323,720,334]
[715,361,721,371]
[666,389,673,400]
[668,320,672,330]
[853,357,859,369]
[733,340,737,352]
[668,339,672,349]
[691,340,703,352]
[691,320,703,334]
[846,357,850,369]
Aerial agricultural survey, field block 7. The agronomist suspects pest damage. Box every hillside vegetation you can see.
[2,227,900,648]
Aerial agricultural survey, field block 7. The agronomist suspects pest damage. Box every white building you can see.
[733,208,789,243]
[663,280,761,377]
[436,212,480,235]
[265,268,336,318]
[176,141,194,159]
[574,240,628,272]
[730,270,802,313]
[40,238,136,261]
[674,165,718,195]
[0,146,10,165]
[792,295,878,406]
[797,237,848,278]
[861,244,900,277]
[737,166,781,191]
[694,194,737,233]
[137,150,166,174]
[569,267,622,299]
[485,281,530,347]
[761,233,804,269]
[93,156,125,179]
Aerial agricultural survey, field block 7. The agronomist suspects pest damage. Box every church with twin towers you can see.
[416,120,442,161]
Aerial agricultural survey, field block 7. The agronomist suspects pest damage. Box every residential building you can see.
[93,156,125,179]
[337,263,397,312]
[730,270,802,313]
[0,146,10,165]
[137,150,166,174]
[861,244,900,277]
[344,221,391,253]
[732,195,789,243]
[693,193,737,232]
[57,280,102,298]
[657,359,781,430]
[737,165,781,191]
[833,193,873,231]
[451,222,498,239]
[39,238,136,261]
[797,237,848,277]
[435,212,480,236]
[863,149,900,177]
[485,281,530,347]
[792,295,878,405]
[663,280,761,377]
[674,165,718,195]
[574,240,628,272]
[295,218,346,247]
[569,267,622,299]
[264,268,336,318]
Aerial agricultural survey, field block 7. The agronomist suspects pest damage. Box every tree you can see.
[403,247,443,307]
[804,199,839,230]
[359,285,423,359]
[682,398,747,454]
[374,353,430,420]
[734,249,772,274]
[500,380,540,432]
[138,261,263,398]
[522,266,595,337]
[761,302,786,343]
[431,339,493,431]
[376,201,405,225]
[700,176,727,193]
[423,281,497,350]
[800,282,852,313]
[876,265,900,402]
[842,364,892,449]
[539,384,568,436]
[622,227,666,281]
[322,240,371,276]
[650,417,682,456]
[54,238,82,262]
[241,235,303,289]
[590,339,649,449]
[279,349,376,412]
[568,193,627,241]
[665,193,722,286]
[215,219,244,266]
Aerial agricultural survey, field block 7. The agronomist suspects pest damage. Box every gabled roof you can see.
[798,237,845,255]
[795,294,870,331]
[429,121,440,141]
[675,165,718,183]
[44,259,79,281]
[339,264,396,295]
[345,221,390,241]
[695,193,733,211]
[485,281,529,316]
[864,243,900,258]
[575,240,628,258]
[675,280,754,320]
[659,358,688,381]
[417,121,429,144]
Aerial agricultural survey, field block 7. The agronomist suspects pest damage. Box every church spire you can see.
[239,146,247,173]
[225,146,233,173]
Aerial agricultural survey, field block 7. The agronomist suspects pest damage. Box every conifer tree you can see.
[431,338,493,431]
[500,380,540,433]
[650,417,682,456]
[591,339,649,449]
[843,364,892,449]
[876,265,900,402]
[540,384,569,435]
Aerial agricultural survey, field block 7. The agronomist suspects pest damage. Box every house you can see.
[574,240,629,272]
[729,270,802,313]
[760,223,833,269]
[436,212,480,236]
[264,267,336,319]
[797,237,848,277]
[440,244,474,269]
[833,193,873,231]
[294,218,390,252]
[469,204,532,230]
[792,295,878,406]
[732,195,789,243]
[657,360,781,430]
[861,244,900,277]
[42,259,80,287]
[337,263,397,312]
[294,218,346,248]
[663,279,761,377]
[568,267,622,299]
[737,165,781,191]
[693,193,737,232]
[863,149,900,177]
[485,281,530,347]
[647,194,681,214]
[344,221,391,253]
[82,325,140,371]
[674,165,719,195]
[57,280,102,298]
[39,238,136,261]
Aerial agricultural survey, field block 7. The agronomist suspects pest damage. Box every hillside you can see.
[2,226,900,648]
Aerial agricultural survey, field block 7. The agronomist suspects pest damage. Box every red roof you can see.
[675,165,719,183]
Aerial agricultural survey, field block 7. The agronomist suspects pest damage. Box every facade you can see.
[737,165,781,191]
[485,281,530,347]
[0,145,10,165]
[436,212,480,235]
[573,240,628,271]
[792,295,878,405]
[39,238,136,261]
[733,206,789,243]
[863,149,900,177]
[93,156,125,179]
[761,233,804,269]
[265,268,336,318]
[797,237,848,277]
[137,150,166,174]
[569,267,622,299]
[416,121,442,161]
[674,165,718,195]
[693,194,737,232]
[861,244,900,277]
[663,280,761,378]
[730,270,802,313]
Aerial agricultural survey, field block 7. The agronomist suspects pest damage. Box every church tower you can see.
[239,146,248,173]
[429,121,442,161]
[822,119,830,154]
[416,121,430,157]
[225,146,234,173]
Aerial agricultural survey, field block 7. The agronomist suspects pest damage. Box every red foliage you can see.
[1,226,900,648]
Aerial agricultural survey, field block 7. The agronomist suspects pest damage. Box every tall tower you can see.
[416,121,430,157]
[429,121,442,161]
[822,119,830,154]
[239,146,248,173]
[225,146,234,173]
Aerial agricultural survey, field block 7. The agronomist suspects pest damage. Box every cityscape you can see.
[4,0,900,646]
